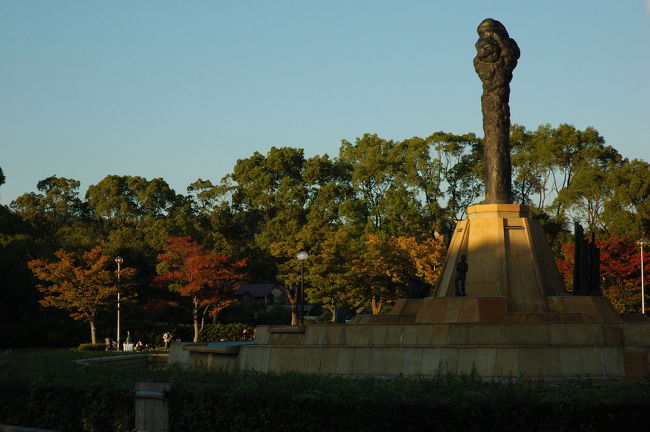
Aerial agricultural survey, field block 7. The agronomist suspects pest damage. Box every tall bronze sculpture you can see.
[473,18,520,204]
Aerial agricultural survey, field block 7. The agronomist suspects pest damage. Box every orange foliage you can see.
[556,236,649,313]
[28,246,135,343]
[154,236,247,340]
[393,234,446,286]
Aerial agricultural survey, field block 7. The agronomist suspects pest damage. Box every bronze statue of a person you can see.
[455,255,468,296]
[474,18,520,204]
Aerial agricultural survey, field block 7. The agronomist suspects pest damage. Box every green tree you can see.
[306,227,364,321]
[555,144,623,232]
[11,176,86,237]
[602,159,650,237]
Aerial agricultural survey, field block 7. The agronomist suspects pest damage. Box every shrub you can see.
[77,343,107,351]
[199,323,255,342]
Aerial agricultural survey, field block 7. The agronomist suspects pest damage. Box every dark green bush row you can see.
[167,374,650,432]
[2,350,650,432]
[77,343,107,351]
[0,317,87,349]
[199,323,255,342]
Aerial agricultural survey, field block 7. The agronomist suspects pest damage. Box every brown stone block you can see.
[564,324,603,345]
[549,322,606,346]
[389,299,423,316]
[468,324,511,345]
[368,349,389,375]
[415,325,434,345]
[602,347,625,377]
[404,349,423,376]
[271,333,303,346]
[335,348,354,375]
[319,348,340,375]
[558,347,583,377]
[421,348,445,375]
[352,348,371,375]
[439,348,459,374]
[401,325,421,346]
[346,325,373,346]
[547,323,569,345]
[547,296,622,323]
[448,324,470,344]
[507,324,549,345]
[206,353,238,372]
[518,348,551,378]
[474,348,498,376]
[303,326,324,345]
[624,349,649,382]
[303,347,323,374]
[385,325,404,345]
[623,322,650,346]
[541,348,562,377]
[494,348,519,377]
[254,326,272,344]
[482,298,510,321]
[385,349,407,375]
[415,298,443,323]
[580,348,606,378]
[389,299,408,315]
[326,325,346,346]
[432,324,450,345]
[458,300,479,322]
[239,345,272,372]
[602,325,623,346]
[457,348,478,375]
[444,298,462,322]
[371,325,389,346]
[268,347,301,373]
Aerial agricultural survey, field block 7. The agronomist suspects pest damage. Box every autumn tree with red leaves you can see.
[557,236,649,313]
[28,246,136,344]
[154,236,247,342]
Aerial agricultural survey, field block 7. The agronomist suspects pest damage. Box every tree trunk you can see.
[90,320,97,345]
[285,284,299,325]
[193,297,200,343]
[371,295,382,315]
[290,306,299,326]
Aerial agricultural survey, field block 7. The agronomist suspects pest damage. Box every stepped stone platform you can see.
[168,204,650,381]
[168,297,650,381]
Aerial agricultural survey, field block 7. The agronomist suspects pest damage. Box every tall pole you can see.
[296,251,308,326]
[115,256,123,351]
[638,240,646,315]
[300,260,304,324]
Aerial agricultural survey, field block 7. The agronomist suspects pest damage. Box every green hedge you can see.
[2,349,650,432]
[166,375,650,432]
[199,323,255,342]
[77,343,107,351]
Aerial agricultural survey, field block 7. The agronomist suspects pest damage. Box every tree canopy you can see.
[1,122,648,344]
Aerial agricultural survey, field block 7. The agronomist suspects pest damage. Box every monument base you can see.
[168,318,650,381]
[166,203,649,381]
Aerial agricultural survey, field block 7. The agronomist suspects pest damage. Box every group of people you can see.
[104,330,174,351]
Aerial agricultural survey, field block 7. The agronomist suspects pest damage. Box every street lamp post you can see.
[296,250,308,325]
[115,256,123,351]
[637,239,647,315]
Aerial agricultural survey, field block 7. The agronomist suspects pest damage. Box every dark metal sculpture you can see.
[455,255,468,296]
[474,18,520,204]
[573,222,602,296]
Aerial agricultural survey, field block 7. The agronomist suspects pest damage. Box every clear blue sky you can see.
[2,1,649,205]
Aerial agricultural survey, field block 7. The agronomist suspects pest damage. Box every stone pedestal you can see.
[435,204,564,313]
[168,204,649,381]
